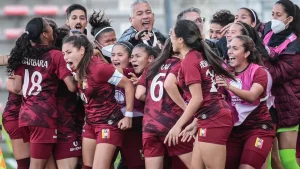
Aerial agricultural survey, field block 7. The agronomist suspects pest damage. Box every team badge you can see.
[102,129,110,139]
[199,128,207,137]
[255,137,264,149]
[82,80,88,89]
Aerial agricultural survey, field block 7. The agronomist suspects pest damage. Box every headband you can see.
[235,22,250,36]
[116,42,132,53]
[244,8,257,24]
[94,27,113,38]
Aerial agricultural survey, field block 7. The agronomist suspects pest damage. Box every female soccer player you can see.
[218,21,268,60]
[89,10,117,62]
[262,1,300,168]
[62,34,135,169]
[7,17,76,169]
[136,39,193,169]
[216,35,275,169]
[111,41,145,169]
[3,83,29,169]
[166,20,235,169]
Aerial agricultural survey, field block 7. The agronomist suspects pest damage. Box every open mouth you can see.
[142,21,150,28]
[113,62,120,67]
[229,57,236,62]
[67,62,74,70]
[75,24,82,30]
[132,64,139,68]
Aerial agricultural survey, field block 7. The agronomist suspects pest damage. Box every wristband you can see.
[125,111,133,117]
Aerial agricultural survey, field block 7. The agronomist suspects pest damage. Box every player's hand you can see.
[128,72,139,85]
[118,116,132,130]
[220,23,232,37]
[135,30,151,41]
[179,121,197,142]
[164,124,182,147]
[216,76,230,90]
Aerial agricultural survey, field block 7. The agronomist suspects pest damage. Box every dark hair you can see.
[233,35,263,65]
[133,43,158,59]
[276,0,300,37]
[114,41,134,56]
[7,17,54,75]
[63,34,94,80]
[238,8,261,29]
[210,10,234,27]
[174,20,234,80]
[66,4,87,19]
[54,27,70,50]
[146,38,175,80]
[89,10,114,40]
[234,21,269,59]
[177,7,201,21]
[45,18,58,43]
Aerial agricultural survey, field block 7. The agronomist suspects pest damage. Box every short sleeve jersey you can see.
[56,81,85,141]
[115,67,145,113]
[14,49,72,128]
[78,56,123,126]
[232,67,274,130]
[178,50,230,119]
[138,58,183,135]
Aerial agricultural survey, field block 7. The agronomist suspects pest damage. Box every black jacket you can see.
[118,26,166,46]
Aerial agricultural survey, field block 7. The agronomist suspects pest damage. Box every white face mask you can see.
[101,44,114,57]
[271,18,288,34]
[95,40,114,57]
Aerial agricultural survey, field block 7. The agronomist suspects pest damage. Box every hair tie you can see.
[94,27,113,38]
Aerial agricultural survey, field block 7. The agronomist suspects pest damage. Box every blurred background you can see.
[0,0,299,168]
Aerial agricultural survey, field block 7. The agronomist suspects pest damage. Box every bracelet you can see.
[125,111,133,117]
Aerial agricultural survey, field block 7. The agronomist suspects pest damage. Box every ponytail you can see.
[146,38,174,80]
[200,40,235,80]
[292,5,300,37]
[7,33,32,75]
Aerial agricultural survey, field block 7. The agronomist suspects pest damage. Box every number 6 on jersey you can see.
[150,73,166,102]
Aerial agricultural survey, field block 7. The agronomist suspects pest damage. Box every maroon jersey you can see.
[227,67,274,131]
[2,92,22,123]
[178,50,230,120]
[115,67,145,114]
[14,49,72,128]
[78,56,123,126]
[138,58,183,135]
[56,81,85,141]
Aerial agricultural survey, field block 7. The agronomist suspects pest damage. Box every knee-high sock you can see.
[279,149,300,169]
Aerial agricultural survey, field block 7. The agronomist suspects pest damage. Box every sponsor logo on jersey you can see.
[102,129,110,139]
[255,137,264,149]
[199,60,210,68]
[199,128,207,137]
